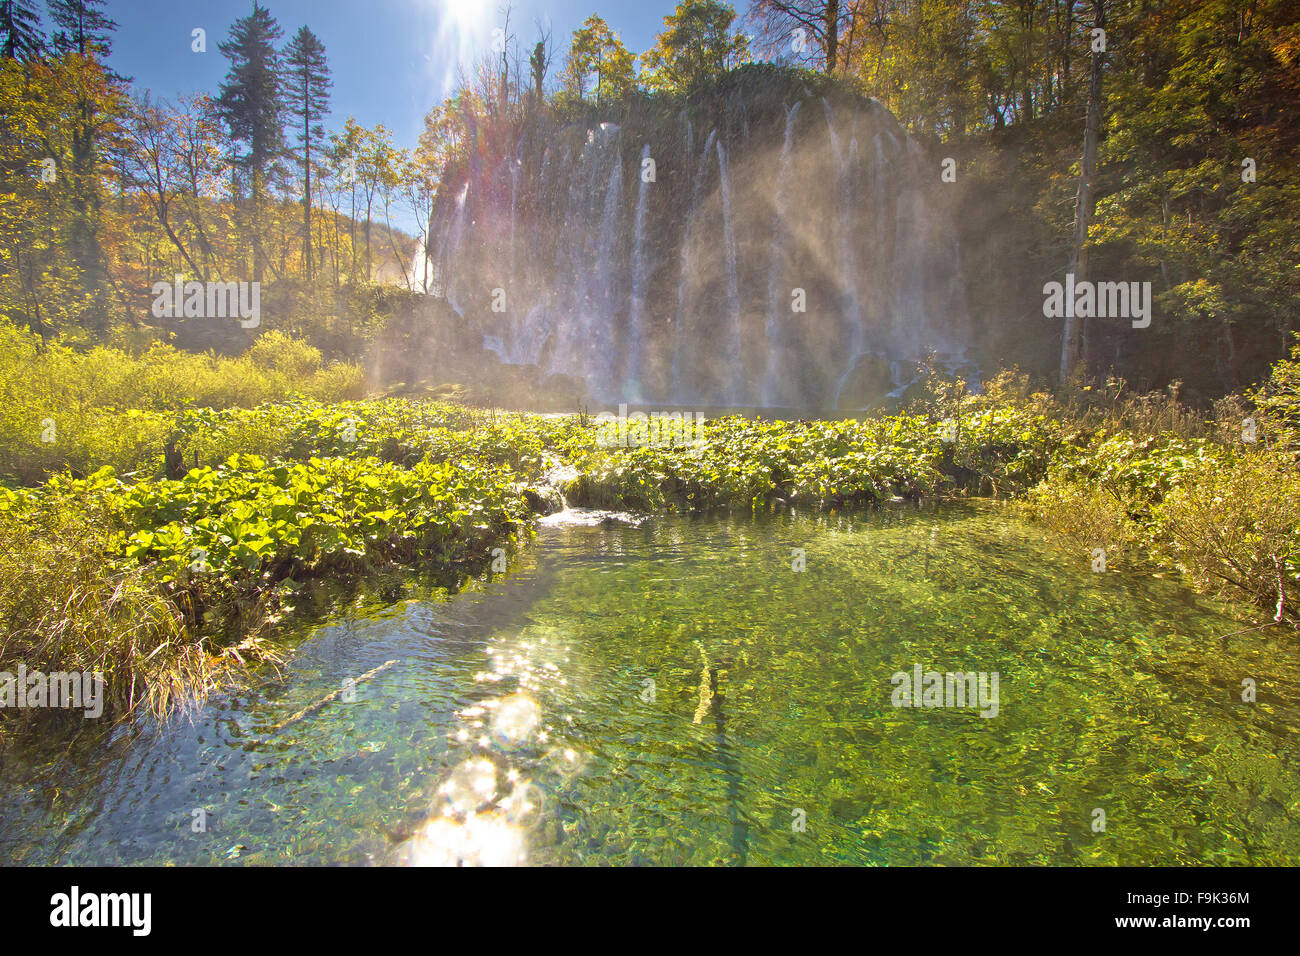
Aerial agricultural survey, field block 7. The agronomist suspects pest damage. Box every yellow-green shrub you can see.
[1151,450,1300,621]
[1022,479,1145,568]
[0,321,365,482]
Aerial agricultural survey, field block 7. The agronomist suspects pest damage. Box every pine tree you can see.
[47,0,114,57]
[0,0,43,60]
[283,25,330,280]
[217,3,285,282]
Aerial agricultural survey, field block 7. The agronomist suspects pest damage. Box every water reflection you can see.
[393,812,526,867]
[492,695,542,749]
[401,619,584,865]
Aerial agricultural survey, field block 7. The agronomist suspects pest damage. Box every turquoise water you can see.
[2,501,1297,865]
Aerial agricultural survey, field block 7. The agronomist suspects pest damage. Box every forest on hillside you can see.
[1,1,416,356]
[3,0,1297,396]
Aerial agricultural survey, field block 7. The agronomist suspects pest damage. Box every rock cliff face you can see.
[421,78,973,410]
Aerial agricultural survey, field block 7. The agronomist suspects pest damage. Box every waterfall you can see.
[434,91,973,409]
[824,100,867,406]
[497,148,559,367]
[846,135,863,359]
[671,128,717,399]
[892,141,929,360]
[407,233,429,293]
[509,153,521,280]
[763,101,801,406]
[716,138,742,403]
[626,143,652,398]
[541,126,622,391]
[440,183,469,315]
[589,148,624,396]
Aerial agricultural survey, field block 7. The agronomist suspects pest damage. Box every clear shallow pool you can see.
[2,501,1298,865]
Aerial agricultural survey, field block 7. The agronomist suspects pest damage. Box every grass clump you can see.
[1016,355,1300,624]
[0,481,271,725]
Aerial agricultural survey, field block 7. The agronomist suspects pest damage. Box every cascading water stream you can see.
[824,100,868,408]
[588,148,624,398]
[763,101,802,407]
[544,127,623,389]
[626,143,652,399]
[715,138,743,404]
[440,183,469,315]
[407,233,429,293]
[892,142,930,361]
[671,128,717,399]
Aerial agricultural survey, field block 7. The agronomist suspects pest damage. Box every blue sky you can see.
[101,0,683,156]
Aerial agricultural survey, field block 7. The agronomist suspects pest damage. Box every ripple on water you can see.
[1,502,1297,866]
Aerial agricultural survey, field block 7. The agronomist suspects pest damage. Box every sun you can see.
[423,0,492,95]
[436,0,485,31]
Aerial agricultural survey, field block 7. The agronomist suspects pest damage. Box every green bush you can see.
[0,446,534,723]
[244,330,328,379]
